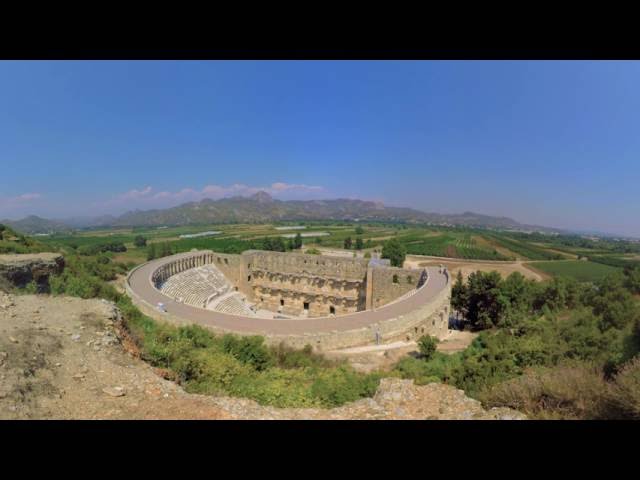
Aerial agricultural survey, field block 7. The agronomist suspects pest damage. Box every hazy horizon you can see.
[1,61,639,237]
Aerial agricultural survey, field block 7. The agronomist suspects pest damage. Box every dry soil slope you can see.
[0,292,524,420]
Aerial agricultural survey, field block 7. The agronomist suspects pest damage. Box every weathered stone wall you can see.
[0,253,64,290]
[151,251,243,291]
[367,265,426,309]
[242,250,368,316]
[243,250,369,280]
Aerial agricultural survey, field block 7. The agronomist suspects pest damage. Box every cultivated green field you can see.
[32,221,640,280]
[527,260,621,282]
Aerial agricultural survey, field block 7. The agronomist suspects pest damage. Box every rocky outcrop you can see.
[0,253,64,290]
[207,378,526,420]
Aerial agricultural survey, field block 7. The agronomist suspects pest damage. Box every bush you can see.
[134,235,147,248]
[23,280,39,294]
[417,335,438,360]
[180,350,253,394]
[478,364,615,419]
[609,357,640,419]
[221,334,273,371]
[393,354,460,385]
[270,343,336,369]
[310,366,381,407]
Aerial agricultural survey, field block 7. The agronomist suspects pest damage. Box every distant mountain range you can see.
[2,192,563,235]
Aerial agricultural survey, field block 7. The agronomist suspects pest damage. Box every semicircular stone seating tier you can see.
[160,264,230,308]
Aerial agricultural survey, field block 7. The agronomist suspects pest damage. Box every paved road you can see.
[127,253,448,335]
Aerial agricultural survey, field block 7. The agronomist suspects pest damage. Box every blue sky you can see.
[1,60,638,236]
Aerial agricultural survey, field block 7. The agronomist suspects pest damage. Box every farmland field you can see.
[31,222,640,276]
[527,260,621,282]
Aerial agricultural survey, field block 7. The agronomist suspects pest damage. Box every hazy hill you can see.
[3,192,560,233]
[1,216,72,235]
[112,192,539,229]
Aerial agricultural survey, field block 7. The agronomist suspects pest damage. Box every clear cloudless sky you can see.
[0,60,638,236]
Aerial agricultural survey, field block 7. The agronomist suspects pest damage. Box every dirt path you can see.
[404,255,544,282]
[325,330,478,373]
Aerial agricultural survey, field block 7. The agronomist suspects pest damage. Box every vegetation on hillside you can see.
[393,267,640,419]
[0,224,51,254]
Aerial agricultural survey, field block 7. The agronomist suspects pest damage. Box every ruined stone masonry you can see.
[128,249,451,351]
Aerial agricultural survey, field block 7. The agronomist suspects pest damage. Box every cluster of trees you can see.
[147,242,175,260]
[343,228,365,251]
[286,233,303,251]
[77,241,127,256]
[133,235,147,248]
[257,236,287,252]
[394,267,640,418]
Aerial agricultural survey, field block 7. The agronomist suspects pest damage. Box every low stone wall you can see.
[406,254,518,265]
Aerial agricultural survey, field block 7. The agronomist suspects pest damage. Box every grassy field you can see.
[527,260,621,282]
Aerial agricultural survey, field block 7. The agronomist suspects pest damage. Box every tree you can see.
[451,271,467,314]
[355,226,364,235]
[294,233,303,249]
[624,266,640,294]
[464,271,505,329]
[344,237,353,250]
[589,273,640,331]
[134,235,147,248]
[417,335,438,360]
[355,237,363,250]
[381,238,406,267]
[262,237,286,252]
[147,243,157,261]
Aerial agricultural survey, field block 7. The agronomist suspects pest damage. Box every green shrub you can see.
[181,350,253,394]
[221,334,273,371]
[270,343,337,369]
[310,366,381,407]
[417,335,438,360]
